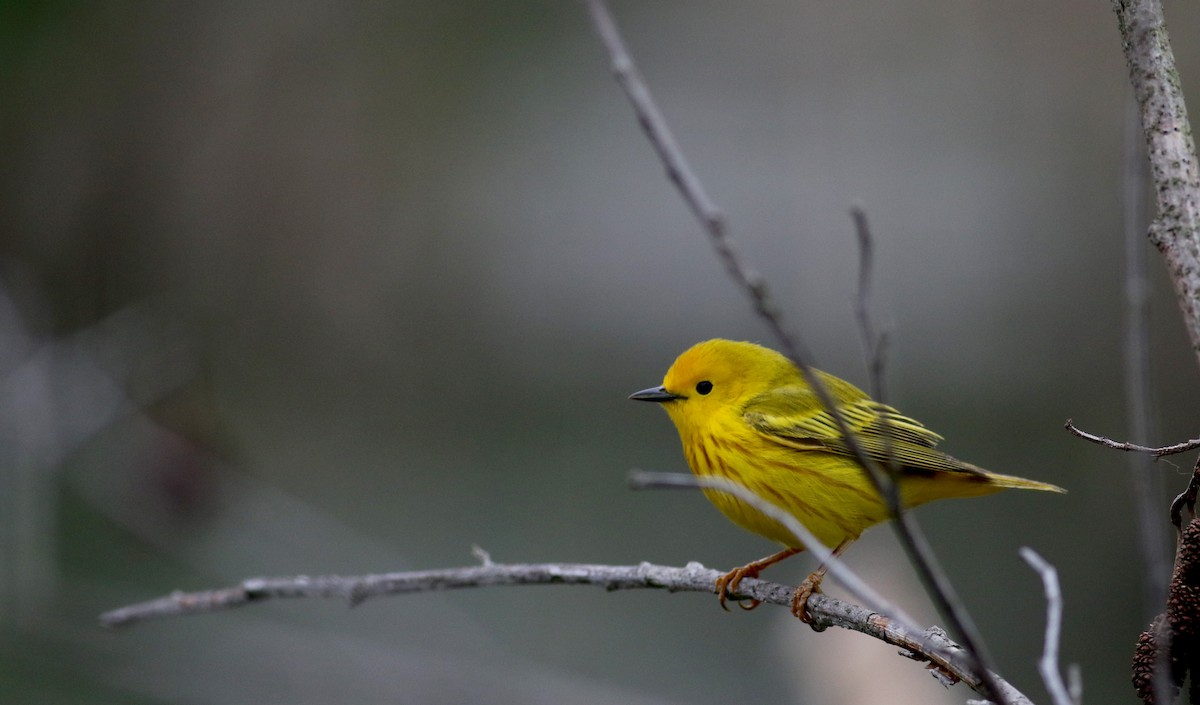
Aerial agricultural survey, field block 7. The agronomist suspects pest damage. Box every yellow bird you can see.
[630,339,1064,617]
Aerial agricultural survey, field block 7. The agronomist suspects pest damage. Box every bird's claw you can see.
[716,566,762,611]
[790,571,827,631]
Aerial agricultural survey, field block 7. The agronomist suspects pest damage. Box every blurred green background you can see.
[3,1,1199,703]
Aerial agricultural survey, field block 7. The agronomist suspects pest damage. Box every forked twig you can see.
[1064,419,1200,457]
[584,2,1009,702]
[1020,548,1077,705]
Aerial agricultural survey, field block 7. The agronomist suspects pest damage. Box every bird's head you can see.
[629,339,793,435]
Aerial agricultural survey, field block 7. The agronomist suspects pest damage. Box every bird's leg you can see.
[716,547,803,611]
[791,538,853,626]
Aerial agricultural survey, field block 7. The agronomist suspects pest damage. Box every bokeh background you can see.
[4,1,1200,703]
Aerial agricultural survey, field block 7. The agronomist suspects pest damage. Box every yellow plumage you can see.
[631,338,1064,612]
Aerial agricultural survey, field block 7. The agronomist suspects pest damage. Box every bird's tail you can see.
[983,471,1066,493]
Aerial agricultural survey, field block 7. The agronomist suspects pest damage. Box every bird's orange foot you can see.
[715,565,763,611]
[714,548,804,612]
[790,571,827,630]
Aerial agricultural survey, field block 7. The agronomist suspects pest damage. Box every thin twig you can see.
[851,204,890,401]
[584,3,1010,702]
[842,208,1007,696]
[1064,419,1200,457]
[849,205,902,481]
[1020,548,1076,705]
[583,0,804,377]
[97,559,1029,703]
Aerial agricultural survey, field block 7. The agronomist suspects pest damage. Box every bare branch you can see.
[583,0,810,386]
[582,0,729,267]
[1113,0,1200,366]
[100,562,723,628]
[850,203,890,401]
[1064,419,1200,457]
[99,558,1030,704]
[1020,548,1077,705]
[848,205,904,483]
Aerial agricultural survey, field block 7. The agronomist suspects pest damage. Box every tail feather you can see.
[983,471,1066,493]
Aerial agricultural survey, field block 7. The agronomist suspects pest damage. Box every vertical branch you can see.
[1113,0,1200,366]
[848,206,1007,703]
[850,204,890,401]
[850,206,900,479]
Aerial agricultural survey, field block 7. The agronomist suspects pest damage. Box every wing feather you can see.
[743,384,988,478]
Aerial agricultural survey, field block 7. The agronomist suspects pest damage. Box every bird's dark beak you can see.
[629,385,684,402]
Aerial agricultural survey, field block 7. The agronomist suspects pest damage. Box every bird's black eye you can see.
[695,380,713,395]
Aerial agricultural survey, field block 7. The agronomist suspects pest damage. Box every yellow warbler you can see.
[630,338,1064,616]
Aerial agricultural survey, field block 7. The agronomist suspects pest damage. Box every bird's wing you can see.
[743,385,986,477]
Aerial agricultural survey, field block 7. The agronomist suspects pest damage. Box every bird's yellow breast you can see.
[677,412,887,550]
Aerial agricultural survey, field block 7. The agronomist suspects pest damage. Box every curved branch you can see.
[1064,419,1200,457]
[98,560,1029,703]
